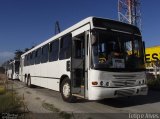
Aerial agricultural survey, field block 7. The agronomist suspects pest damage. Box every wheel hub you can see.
[63,83,70,98]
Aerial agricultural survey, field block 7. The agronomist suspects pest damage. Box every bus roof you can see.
[21,16,140,57]
[22,17,93,57]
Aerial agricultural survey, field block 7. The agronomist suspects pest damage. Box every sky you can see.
[0,0,160,65]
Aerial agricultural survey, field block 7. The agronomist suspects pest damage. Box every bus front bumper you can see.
[88,85,148,100]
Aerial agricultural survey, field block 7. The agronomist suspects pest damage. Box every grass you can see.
[0,86,6,94]
[0,74,23,113]
[147,76,160,90]
[0,91,23,113]
[0,74,6,95]
[42,101,72,119]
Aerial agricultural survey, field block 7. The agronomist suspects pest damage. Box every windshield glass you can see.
[15,61,20,73]
[91,29,145,72]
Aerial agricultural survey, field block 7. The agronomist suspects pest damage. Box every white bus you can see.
[19,17,148,102]
[7,60,20,80]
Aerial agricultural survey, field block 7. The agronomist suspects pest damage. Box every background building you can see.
[145,45,160,77]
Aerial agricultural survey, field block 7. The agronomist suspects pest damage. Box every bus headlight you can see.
[100,81,103,86]
[106,82,109,87]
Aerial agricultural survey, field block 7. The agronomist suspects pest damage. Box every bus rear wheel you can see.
[61,77,76,103]
[27,75,32,88]
[25,74,28,85]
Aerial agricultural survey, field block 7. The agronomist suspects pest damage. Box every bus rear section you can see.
[7,60,20,80]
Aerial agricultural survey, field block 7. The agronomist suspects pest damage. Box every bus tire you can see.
[61,77,77,103]
[25,74,28,85]
[27,75,32,88]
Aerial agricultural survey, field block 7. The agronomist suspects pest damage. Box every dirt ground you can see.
[1,73,160,119]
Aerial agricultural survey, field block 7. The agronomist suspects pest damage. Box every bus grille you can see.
[116,89,135,96]
[113,75,136,79]
[112,80,136,87]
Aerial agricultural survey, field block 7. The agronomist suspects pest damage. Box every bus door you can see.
[71,32,89,97]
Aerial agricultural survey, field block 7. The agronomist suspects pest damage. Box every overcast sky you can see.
[0,0,160,65]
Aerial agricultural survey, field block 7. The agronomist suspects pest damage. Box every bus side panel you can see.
[30,64,41,86]
[23,65,29,82]
[47,60,70,91]
[39,63,48,88]
[27,59,70,91]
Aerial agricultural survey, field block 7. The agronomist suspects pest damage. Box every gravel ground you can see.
[1,74,160,119]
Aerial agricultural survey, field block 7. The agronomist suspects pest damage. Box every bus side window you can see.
[30,52,33,65]
[49,40,59,62]
[29,51,35,65]
[24,55,27,66]
[32,51,36,65]
[59,34,72,60]
[35,48,41,64]
[34,50,38,64]
[41,44,49,63]
[27,54,30,66]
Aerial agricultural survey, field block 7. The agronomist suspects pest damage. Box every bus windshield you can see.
[15,61,20,73]
[91,29,145,72]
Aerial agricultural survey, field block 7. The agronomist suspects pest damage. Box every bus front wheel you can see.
[61,77,76,103]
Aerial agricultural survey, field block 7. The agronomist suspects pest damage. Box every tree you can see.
[24,48,30,52]
[24,45,35,52]
[1,60,10,71]
[14,50,24,60]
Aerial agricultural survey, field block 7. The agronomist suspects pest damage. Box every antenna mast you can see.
[55,21,61,35]
[118,0,141,30]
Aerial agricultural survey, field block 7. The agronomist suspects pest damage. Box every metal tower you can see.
[118,0,141,29]
[55,21,61,35]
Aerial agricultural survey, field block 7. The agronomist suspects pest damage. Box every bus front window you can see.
[91,30,145,72]
[15,61,20,73]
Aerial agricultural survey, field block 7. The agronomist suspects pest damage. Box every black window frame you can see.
[35,48,41,64]
[49,39,59,62]
[27,54,30,66]
[24,55,27,66]
[59,34,72,60]
[41,44,49,63]
[30,51,35,65]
